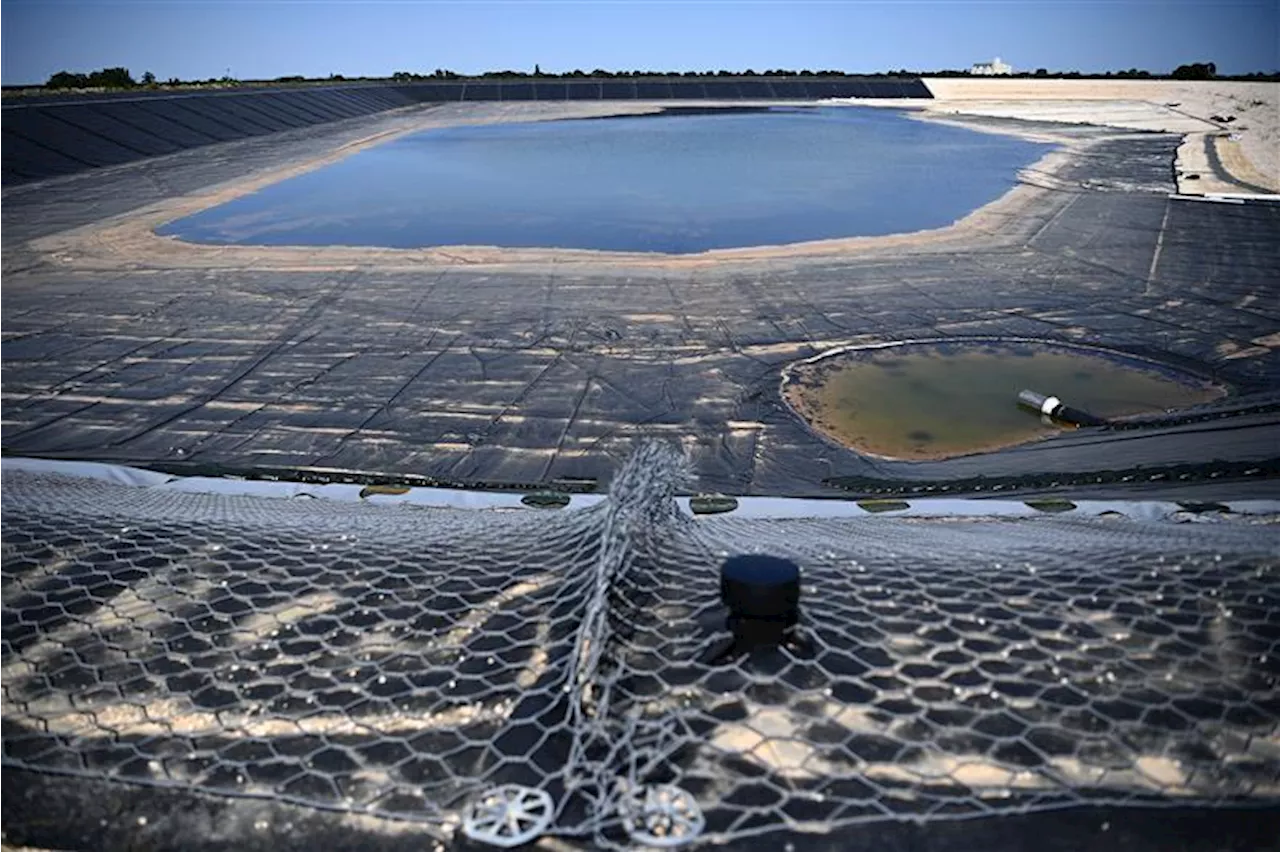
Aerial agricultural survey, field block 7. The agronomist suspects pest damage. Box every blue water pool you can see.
[159,107,1053,254]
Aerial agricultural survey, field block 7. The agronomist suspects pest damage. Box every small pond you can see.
[783,340,1225,460]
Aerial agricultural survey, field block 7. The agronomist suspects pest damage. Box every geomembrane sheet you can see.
[4,76,928,185]
[3,446,1278,850]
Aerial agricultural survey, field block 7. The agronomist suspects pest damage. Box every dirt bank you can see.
[844,79,1279,194]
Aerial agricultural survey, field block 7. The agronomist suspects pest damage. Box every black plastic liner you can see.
[2,78,930,185]
[2,109,1278,499]
[3,454,1278,850]
[5,769,1278,852]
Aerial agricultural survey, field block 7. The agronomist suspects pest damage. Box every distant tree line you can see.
[383,63,1273,82]
[873,61,1272,81]
[43,66,235,89]
[391,68,857,80]
[45,67,140,89]
[24,61,1278,94]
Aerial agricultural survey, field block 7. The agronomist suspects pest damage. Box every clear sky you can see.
[2,0,1277,85]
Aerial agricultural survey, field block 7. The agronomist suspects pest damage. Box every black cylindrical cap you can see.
[1057,405,1108,427]
[720,554,801,626]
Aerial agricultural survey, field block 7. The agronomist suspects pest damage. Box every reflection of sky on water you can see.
[159,107,1053,254]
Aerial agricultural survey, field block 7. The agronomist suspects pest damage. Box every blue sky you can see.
[2,0,1277,85]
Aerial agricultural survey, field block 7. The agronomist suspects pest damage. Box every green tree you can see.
[87,67,136,87]
[1171,62,1216,80]
[141,70,156,85]
[46,71,89,89]
[98,66,135,86]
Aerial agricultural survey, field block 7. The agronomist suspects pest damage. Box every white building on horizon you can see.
[970,57,1013,76]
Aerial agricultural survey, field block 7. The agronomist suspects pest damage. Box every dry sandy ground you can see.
[844,78,1280,194]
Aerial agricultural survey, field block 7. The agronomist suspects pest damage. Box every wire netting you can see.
[3,445,1278,848]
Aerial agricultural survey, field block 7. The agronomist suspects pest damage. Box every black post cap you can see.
[720,554,801,626]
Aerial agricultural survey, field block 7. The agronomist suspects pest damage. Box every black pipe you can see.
[1017,389,1108,427]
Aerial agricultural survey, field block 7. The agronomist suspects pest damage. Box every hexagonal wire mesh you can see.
[2,443,1278,849]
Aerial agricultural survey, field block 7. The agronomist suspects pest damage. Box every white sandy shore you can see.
[842,78,1279,194]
